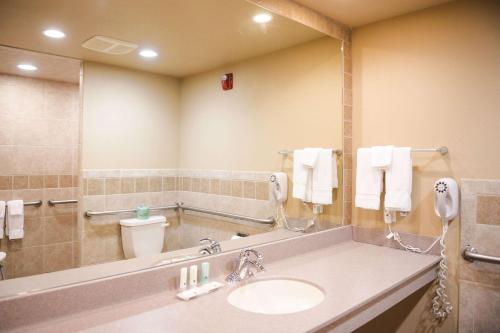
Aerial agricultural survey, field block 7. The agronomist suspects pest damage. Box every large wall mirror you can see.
[0,0,343,297]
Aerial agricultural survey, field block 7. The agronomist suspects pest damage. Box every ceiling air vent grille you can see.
[81,36,138,55]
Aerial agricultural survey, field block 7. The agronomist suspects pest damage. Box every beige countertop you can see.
[11,241,439,333]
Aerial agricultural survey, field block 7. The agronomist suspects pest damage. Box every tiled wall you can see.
[459,179,500,333]
[0,74,80,278]
[80,169,273,266]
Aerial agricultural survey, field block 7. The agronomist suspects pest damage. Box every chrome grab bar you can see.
[462,245,500,265]
[84,205,178,218]
[47,199,78,206]
[84,203,275,225]
[179,204,275,225]
[24,200,43,207]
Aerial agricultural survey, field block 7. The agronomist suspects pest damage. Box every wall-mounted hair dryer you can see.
[434,178,459,222]
[269,172,288,203]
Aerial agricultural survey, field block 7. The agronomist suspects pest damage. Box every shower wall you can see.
[0,74,80,278]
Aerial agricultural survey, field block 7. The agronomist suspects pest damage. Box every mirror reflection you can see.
[0,0,343,294]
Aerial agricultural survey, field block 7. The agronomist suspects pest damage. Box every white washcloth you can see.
[292,150,312,202]
[371,145,394,168]
[384,147,413,212]
[355,148,384,210]
[302,148,319,168]
[7,200,24,240]
[0,201,5,239]
[311,148,333,205]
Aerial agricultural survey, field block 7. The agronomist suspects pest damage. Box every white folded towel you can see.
[6,200,24,240]
[302,148,319,168]
[384,147,413,212]
[0,201,5,239]
[311,148,333,205]
[355,148,384,210]
[292,149,312,202]
[371,145,394,168]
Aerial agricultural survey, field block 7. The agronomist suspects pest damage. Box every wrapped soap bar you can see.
[136,205,150,219]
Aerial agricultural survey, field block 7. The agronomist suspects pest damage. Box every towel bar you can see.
[47,199,78,206]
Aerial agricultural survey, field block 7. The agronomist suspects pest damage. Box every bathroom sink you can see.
[227,278,325,314]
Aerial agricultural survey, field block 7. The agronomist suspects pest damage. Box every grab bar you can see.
[48,199,78,206]
[24,200,43,207]
[178,204,275,225]
[84,205,178,218]
[462,245,500,265]
[84,203,275,225]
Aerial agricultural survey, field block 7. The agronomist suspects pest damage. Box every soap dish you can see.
[176,282,224,301]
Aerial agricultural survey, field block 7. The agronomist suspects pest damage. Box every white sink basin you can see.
[227,278,325,314]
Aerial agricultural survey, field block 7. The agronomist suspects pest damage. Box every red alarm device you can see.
[221,73,233,91]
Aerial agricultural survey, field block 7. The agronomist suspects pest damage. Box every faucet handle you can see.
[200,238,221,253]
[241,248,263,260]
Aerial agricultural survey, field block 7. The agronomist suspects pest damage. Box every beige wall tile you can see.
[43,242,73,273]
[8,246,44,278]
[191,177,201,192]
[231,180,243,197]
[0,176,12,190]
[476,195,500,225]
[149,176,162,192]
[42,214,75,244]
[43,175,58,188]
[87,178,104,195]
[12,176,28,190]
[121,178,135,194]
[243,181,256,199]
[209,179,220,195]
[164,177,176,191]
[221,180,231,196]
[105,178,121,195]
[182,177,192,192]
[200,178,209,193]
[135,177,149,193]
[255,181,269,200]
[59,175,73,188]
[28,175,43,189]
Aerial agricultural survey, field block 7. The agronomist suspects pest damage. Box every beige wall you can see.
[351,0,500,332]
[178,36,343,171]
[81,62,180,169]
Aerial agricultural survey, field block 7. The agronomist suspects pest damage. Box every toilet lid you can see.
[119,215,166,226]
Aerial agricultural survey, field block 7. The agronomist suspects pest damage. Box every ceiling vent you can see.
[81,36,138,55]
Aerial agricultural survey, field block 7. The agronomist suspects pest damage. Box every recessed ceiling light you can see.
[43,29,65,39]
[139,49,158,58]
[17,64,38,71]
[253,13,273,23]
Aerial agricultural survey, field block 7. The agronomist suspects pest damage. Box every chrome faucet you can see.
[199,238,222,255]
[225,248,265,283]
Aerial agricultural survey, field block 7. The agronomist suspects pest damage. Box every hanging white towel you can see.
[355,148,384,210]
[371,145,394,168]
[331,152,339,189]
[302,148,319,168]
[0,201,5,239]
[7,200,24,240]
[384,147,413,213]
[311,148,333,205]
[292,150,312,202]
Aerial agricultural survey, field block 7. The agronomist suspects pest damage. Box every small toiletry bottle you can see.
[179,267,188,290]
[189,265,198,288]
[201,262,210,284]
[136,205,150,219]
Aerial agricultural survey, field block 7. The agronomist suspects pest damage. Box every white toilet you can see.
[119,216,169,259]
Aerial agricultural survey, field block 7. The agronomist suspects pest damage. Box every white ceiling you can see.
[0,0,324,78]
[293,0,454,27]
[0,46,80,83]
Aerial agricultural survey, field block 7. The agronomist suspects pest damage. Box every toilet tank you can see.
[119,216,167,259]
